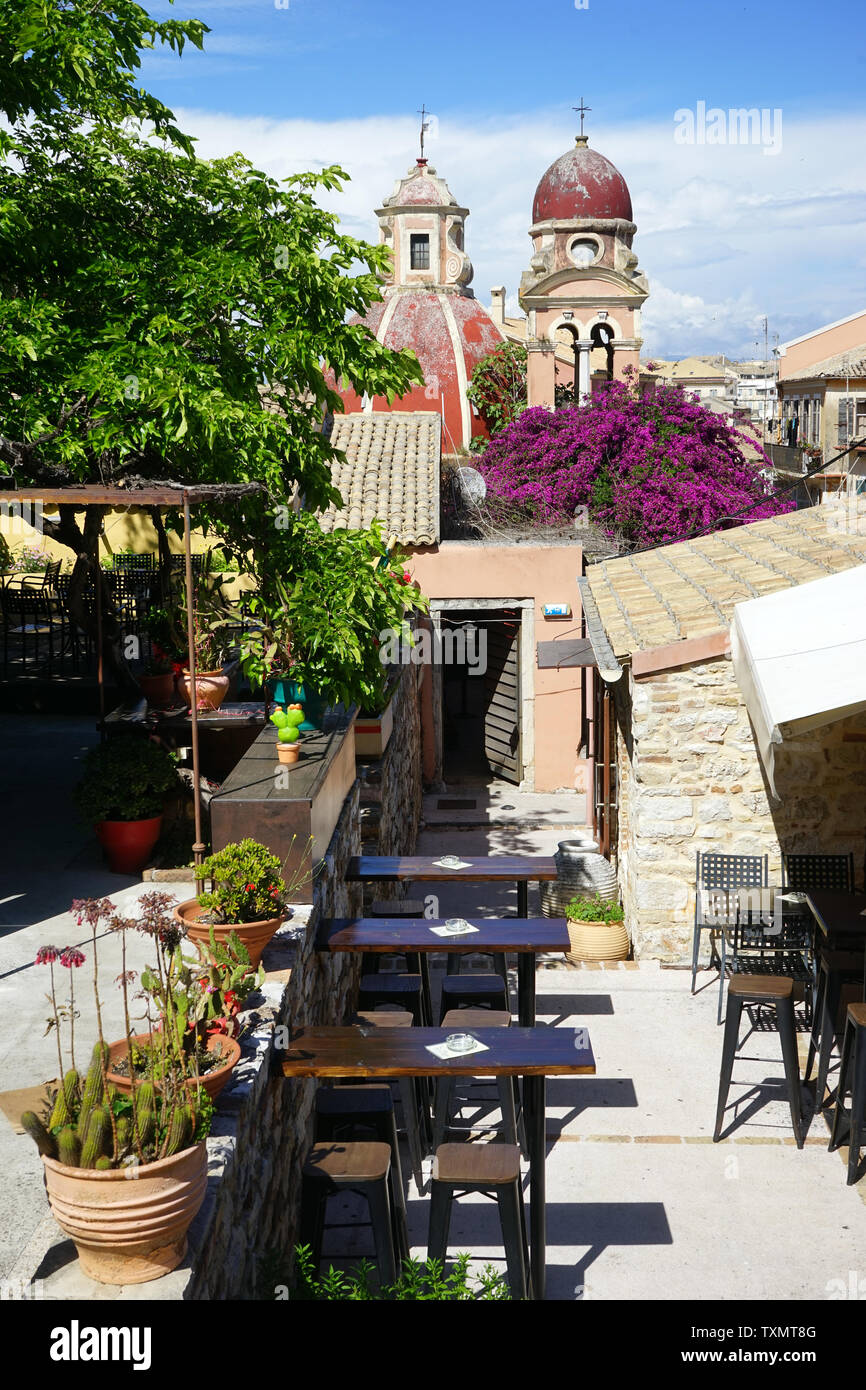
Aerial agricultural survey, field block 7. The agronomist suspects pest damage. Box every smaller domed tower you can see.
[336,158,505,450]
[520,121,649,409]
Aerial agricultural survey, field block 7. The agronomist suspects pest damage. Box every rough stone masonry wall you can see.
[182,781,364,1300]
[358,659,424,909]
[182,665,424,1298]
[615,656,866,963]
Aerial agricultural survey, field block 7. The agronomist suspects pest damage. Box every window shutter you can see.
[837,397,850,446]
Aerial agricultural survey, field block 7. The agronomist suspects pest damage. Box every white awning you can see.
[730,564,866,798]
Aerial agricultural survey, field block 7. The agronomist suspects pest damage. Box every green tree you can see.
[0,0,423,686]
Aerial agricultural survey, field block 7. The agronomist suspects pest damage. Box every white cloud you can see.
[174,105,866,359]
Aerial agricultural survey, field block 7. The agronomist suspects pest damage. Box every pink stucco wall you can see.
[408,542,585,792]
[780,313,866,379]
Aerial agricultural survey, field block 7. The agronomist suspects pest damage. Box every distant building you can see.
[776,311,866,490]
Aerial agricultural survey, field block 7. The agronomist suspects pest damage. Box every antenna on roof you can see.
[418,104,431,164]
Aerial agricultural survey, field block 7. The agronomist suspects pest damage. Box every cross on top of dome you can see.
[573,98,592,141]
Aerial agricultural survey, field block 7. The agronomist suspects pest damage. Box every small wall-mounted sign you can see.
[542,603,572,620]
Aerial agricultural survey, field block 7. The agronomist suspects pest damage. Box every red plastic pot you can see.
[96,816,163,874]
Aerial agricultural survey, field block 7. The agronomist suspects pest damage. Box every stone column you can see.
[576,339,593,404]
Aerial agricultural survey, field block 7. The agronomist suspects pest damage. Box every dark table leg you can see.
[517,954,536,1027]
[517,880,528,919]
[818,965,845,1108]
[523,1073,546,1301]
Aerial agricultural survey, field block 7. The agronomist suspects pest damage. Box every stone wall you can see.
[183,780,363,1300]
[183,665,423,1297]
[615,656,866,963]
[357,659,424,909]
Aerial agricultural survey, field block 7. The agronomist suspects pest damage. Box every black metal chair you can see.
[782,853,855,895]
[111,553,157,573]
[1,588,68,675]
[719,886,815,1027]
[692,852,768,1019]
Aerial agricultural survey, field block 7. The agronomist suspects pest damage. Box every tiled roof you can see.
[585,503,866,656]
[319,412,441,545]
[781,345,866,382]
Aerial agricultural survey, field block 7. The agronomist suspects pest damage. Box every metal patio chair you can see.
[718,885,815,1028]
[692,852,768,1022]
[782,853,855,895]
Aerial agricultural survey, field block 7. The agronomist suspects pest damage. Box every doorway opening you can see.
[440,606,522,786]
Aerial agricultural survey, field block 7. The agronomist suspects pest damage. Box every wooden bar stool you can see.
[828,1003,866,1185]
[359,973,426,1026]
[299,1141,399,1286]
[428,1143,528,1300]
[351,1010,428,1188]
[439,973,509,1022]
[314,1085,410,1261]
[713,975,804,1147]
[433,1010,524,1153]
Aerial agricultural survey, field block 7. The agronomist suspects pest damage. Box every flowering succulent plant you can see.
[195,838,289,924]
[474,371,793,549]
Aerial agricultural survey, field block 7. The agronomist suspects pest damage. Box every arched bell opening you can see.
[590,321,615,381]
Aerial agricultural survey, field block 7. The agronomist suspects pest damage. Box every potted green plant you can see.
[177,573,237,711]
[74,738,181,874]
[174,837,311,968]
[564,895,629,964]
[21,899,213,1285]
[139,605,185,708]
[239,516,428,738]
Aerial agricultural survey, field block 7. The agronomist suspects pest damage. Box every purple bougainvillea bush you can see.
[474,373,794,549]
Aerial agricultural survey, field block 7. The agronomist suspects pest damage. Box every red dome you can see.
[337,292,505,450]
[533,140,632,223]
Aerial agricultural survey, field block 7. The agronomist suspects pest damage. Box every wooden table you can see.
[804,891,866,1102]
[280,1023,595,1300]
[317,917,570,1026]
[345,855,558,920]
[805,891,866,945]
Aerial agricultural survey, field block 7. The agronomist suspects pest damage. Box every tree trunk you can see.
[43,504,140,696]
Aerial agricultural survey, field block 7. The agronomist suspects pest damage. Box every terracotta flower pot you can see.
[96,816,163,874]
[106,1031,242,1102]
[566,917,630,965]
[276,741,300,765]
[138,672,176,707]
[175,898,284,970]
[179,670,229,711]
[43,1142,207,1285]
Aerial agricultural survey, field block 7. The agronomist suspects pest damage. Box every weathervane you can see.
[418,104,431,160]
[573,98,591,138]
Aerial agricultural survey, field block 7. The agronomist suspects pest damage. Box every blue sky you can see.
[142,0,866,358]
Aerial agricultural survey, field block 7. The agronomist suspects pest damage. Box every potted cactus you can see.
[21,900,215,1284]
[74,737,181,874]
[564,895,629,964]
[102,898,262,1102]
[270,704,305,764]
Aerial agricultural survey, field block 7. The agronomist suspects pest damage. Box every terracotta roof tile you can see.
[319,412,441,545]
[585,502,866,656]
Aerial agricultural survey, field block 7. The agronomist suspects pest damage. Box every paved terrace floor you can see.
[0,737,863,1300]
